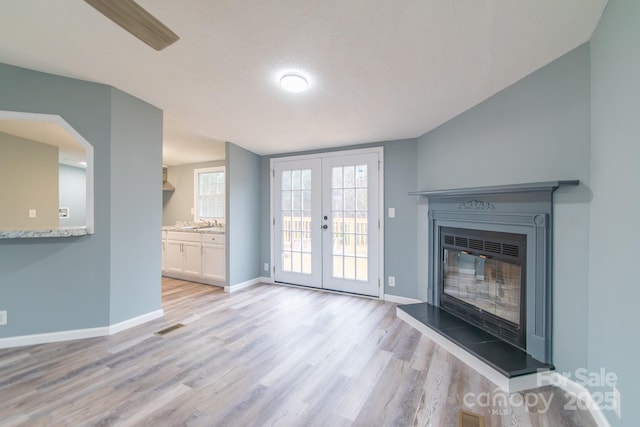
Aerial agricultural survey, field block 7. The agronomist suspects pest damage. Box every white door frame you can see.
[272,158,323,288]
[269,147,384,299]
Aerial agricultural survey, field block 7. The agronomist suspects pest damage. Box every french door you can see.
[272,149,381,297]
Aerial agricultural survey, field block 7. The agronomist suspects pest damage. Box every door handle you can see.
[322,224,328,230]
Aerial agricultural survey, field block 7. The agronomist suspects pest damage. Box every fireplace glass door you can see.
[439,227,526,348]
[443,250,521,325]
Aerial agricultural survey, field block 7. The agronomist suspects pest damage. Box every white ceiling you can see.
[0,0,606,164]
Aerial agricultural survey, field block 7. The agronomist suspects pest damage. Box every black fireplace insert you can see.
[439,227,526,349]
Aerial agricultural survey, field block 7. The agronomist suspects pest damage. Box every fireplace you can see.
[402,181,580,367]
[397,182,578,389]
[439,227,526,349]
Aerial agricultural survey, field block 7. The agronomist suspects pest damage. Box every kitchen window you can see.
[194,166,225,222]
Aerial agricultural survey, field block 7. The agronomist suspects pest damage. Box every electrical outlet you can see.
[29,209,37,218]
[264,263,269,272]
[613,386,621,418]
[388,207,395,218]
[0,311,7,326]
[388,276,396,287]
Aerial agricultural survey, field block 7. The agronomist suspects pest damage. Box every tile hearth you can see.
[397,302,553,392]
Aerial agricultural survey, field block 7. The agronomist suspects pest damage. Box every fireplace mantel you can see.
[406,179,580,368]
[409,180,579,198]
[399,179,581,390]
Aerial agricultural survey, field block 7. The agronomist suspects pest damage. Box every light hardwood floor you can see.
[0,278,597,426]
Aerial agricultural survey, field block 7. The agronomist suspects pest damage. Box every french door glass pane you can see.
[330,165,368,281]
[281,168,313,274]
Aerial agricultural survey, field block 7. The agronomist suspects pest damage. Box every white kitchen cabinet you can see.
[166,231,202,278]
[202,233,225,282]
[162,231,225,286]
[182,241,202,276]
[161,231,167,272]
[166,240,185,274]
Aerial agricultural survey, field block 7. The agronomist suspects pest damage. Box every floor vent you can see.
[154,323,185,336]
[458,409,485,427]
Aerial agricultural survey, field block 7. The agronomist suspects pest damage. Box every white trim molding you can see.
[0,110,95,235]
[383,294,422,305]
[259,276,275,285]
[539,373,612,427]
[224,277,263,293]
[0,326,109,349]
[0,309,164,349]
[108,309,164,335]
[193,165,226,223]
[271,281,382,301]
[162,272,224,287]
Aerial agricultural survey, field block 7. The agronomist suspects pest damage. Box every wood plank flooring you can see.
[0,278,597,426]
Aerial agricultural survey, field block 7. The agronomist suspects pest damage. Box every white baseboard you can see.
[0,309,164,349]
[162,272,224,287]
[0,326,109,349]
[108,309,164,335]
[224,277,263,293]
[541,373,612,427]
[271,281,382,300]
[384,294,422,304]
[259,276,274,284]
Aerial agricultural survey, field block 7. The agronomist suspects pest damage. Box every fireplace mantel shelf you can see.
[409,180,579,198]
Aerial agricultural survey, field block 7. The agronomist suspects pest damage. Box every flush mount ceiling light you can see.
[280,74,308,93]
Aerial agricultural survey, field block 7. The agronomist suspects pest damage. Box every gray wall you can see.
[416,45,591,376]
[0,132,59,229]
[0,63,162,338]
[162,160,225,226]
[259,139,418,299]
[59,164,86,228]
[109,88,163,324]
[589,1,640,425]
[227,142,261,286]
[382,140,418,298]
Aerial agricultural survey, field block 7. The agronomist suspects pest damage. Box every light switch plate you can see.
[389,208,395,218]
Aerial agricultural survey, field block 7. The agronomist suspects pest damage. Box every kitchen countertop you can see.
[162,226,225,235]
[0,226,90,239]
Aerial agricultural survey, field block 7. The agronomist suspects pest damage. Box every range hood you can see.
[162,167,175,192]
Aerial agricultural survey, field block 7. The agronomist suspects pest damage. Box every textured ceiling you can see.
[0,0,606,164]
